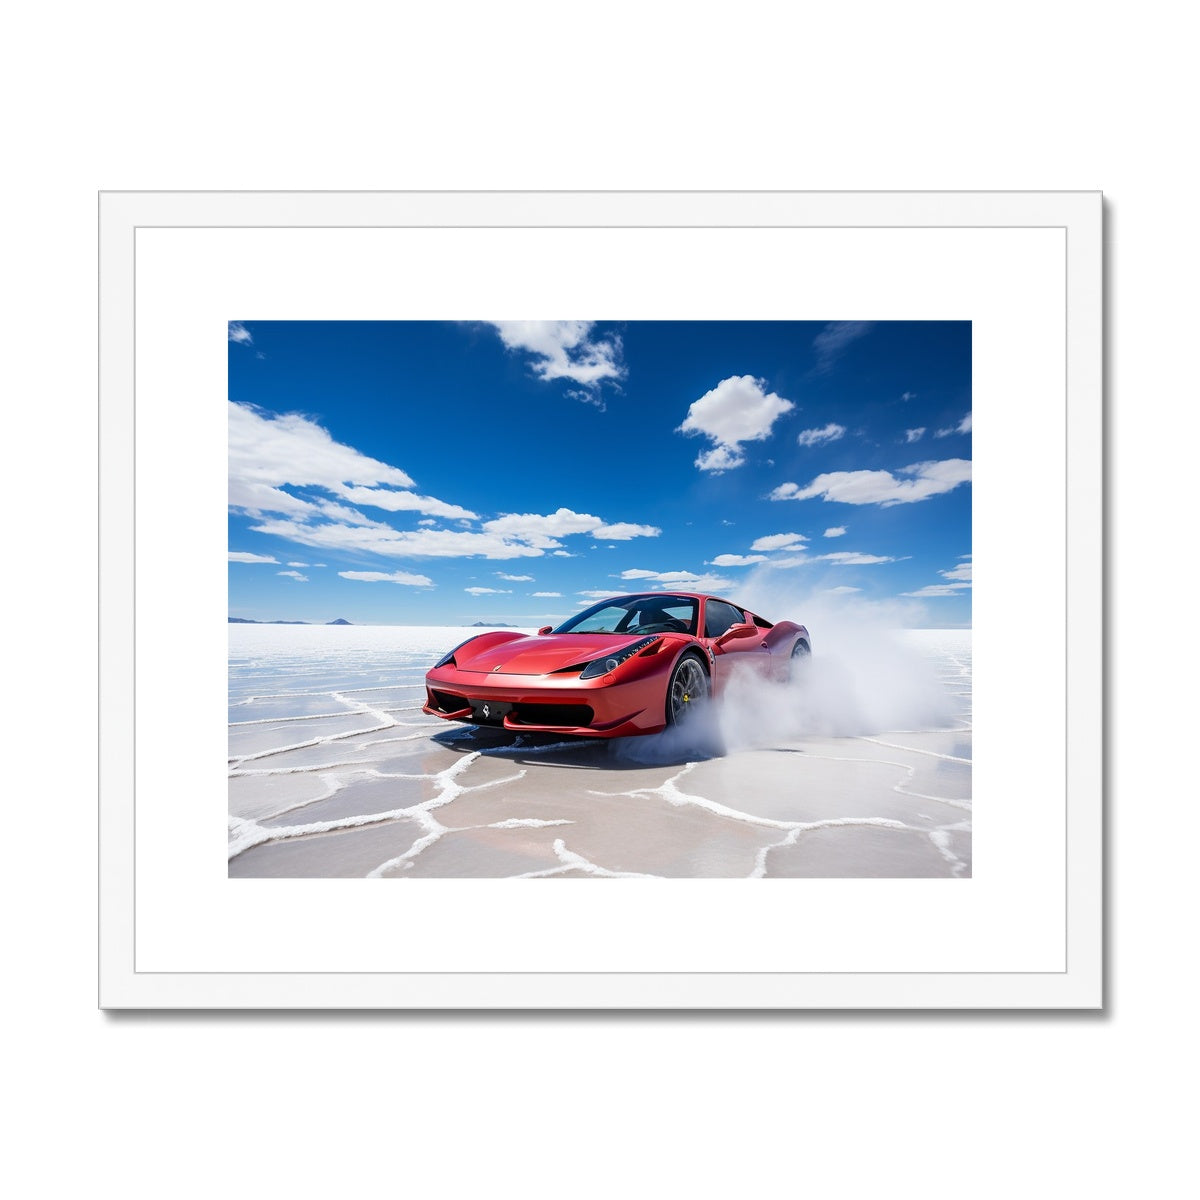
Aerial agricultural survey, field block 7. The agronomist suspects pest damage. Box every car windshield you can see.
[553,594,698,636]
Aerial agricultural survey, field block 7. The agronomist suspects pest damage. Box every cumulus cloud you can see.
[824,527,846,538]
[229,551,278,564]
[811,321,872,372]
[796,423,846,448]
[677,375,794,473]
[483,507,659,547]
[487,321,625,391]
[531,591,562,598]
[770,459,972,506]
[338,570,434,586]
[613,568,734,593]
[497,573,534,582]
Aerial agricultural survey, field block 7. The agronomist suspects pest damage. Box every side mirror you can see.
[717,621,758,646]
[537,626,553,636]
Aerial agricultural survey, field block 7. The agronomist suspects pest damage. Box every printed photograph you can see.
[228,320,972,878]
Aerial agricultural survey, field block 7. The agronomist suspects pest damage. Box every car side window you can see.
[704,600,744,639]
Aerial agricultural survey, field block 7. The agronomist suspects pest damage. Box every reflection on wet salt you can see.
[229,624,971,878]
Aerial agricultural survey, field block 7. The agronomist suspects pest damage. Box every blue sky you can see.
[229,320,971,627]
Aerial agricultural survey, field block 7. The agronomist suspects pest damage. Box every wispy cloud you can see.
[465,586,511,596]
[338,570,434,586]
[796,423,846,448]
[228,321,253,344]
[749,532,808,552]
[229,551,278,564]
[770,459,972,506]
[497,573,534,582]
[708,553,768,567]
[277,570,308,582]
[677,375,794,473]
[811,321,872,373]
[935,412,973,437]
[531,591,562,598]
[901,555,972,596]
[904,427,926,443]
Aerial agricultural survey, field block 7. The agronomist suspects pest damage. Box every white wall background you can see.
[4,3,1185,1196]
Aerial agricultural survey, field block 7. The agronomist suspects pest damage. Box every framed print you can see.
[98,191,1102,1008]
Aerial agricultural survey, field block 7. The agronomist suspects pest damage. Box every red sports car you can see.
[423,592,810,738]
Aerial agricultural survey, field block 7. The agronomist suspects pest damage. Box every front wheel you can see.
[666,653,710,726]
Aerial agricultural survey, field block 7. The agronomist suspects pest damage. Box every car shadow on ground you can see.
[431,718,727,770]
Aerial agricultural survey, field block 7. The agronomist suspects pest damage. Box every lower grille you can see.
[511,703,594,728]
[429,689,467,713]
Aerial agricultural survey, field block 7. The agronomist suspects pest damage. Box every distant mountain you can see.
[228,617,354,625]
[470,621,515,627]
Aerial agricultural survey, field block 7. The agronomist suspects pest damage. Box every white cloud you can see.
[577,590,618,600]
[338,570,434,586]
[904,428,926,443]
[824,527,846,538]
[770,459,972,506]
[708,553,768,567]
[417,518,437,527]
[552,550,575,557]
[901,391,917,402]
[901,556,972,597]
[796,423,846,448]
[822,586,862,594]
[677,375,794,473]
[487,321,625,389]
[229,551,278,564]
[613,568,734,593]
[249,518,547,559]
[814,552,898,565]
[749,532,808,552]
[277,570,308,582]
[811,321,872,372]
[228,321,253,344]
[483,507,659,547]
[901,583,970,597]
[935,412,973,437]
[286,561,309,567]
[334,485,476,521]
[465,586,512,596]
[531,591,562,598]
[497,573,534,582]
[229,403,416,516]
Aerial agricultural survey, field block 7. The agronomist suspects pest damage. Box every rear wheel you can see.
[666,653,709,726]
[789,639,811,679]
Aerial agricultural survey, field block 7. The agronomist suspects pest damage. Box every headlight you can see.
[433,638,473,669]
[578,636,658,680]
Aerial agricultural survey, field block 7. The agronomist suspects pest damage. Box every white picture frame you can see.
[98,191,1102,1009]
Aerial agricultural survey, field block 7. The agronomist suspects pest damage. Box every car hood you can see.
[454,633,655,676]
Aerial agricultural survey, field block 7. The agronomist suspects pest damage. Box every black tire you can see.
[666,652,710,726]
[789,639,811,679]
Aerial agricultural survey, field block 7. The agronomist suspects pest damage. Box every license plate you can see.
[470,699,512,723]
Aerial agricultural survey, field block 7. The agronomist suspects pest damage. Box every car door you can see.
[703,598,770,691]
